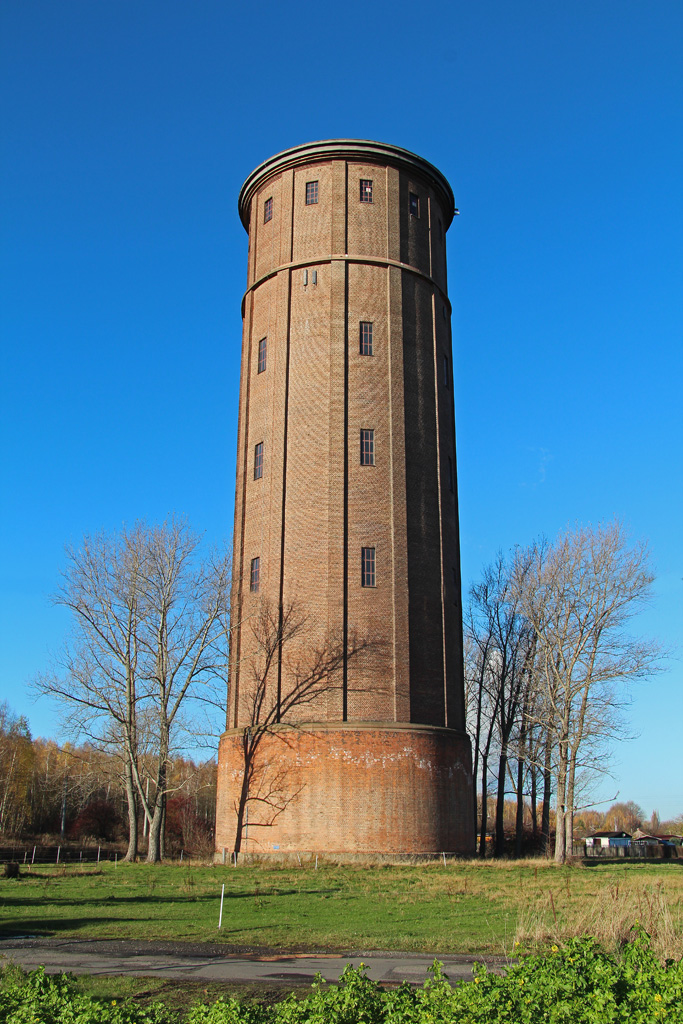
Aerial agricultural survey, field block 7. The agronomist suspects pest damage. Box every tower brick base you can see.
[215,722,474,857]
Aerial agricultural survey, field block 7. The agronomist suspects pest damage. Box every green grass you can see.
[1,859,681,956]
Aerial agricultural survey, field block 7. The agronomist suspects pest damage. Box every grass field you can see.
[1,859,681,959]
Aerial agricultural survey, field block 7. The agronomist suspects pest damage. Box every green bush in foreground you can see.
[1,930,681,1023]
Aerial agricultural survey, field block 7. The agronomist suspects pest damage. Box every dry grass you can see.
[515,876,683,962]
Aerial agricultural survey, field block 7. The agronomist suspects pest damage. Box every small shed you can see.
[585,830,631,850]
[632,830,675,846]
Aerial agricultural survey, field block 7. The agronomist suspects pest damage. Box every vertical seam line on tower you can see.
[276,170,296,723]
[429,240,449,729]
[276,268,292,725]
[342,171,349,722]
[387,260,398,723]
[233,290,254,728]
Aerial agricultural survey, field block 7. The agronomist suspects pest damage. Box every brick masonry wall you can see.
[221,142,473,854]
[216,723,474,854]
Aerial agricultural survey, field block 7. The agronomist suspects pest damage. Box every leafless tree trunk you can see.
[466,554,536,858]
[514,738,526,857]
[515,520,660,863]
[541,729,553,854]
[464,633,491,847]
[33,527,149,859]
[230,599,374,854]
[33,519,230,863]
[133,520,230,863]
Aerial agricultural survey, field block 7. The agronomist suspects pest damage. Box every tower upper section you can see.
[229,140,464,735]
[239,140,455,230]
[237,140,456,304]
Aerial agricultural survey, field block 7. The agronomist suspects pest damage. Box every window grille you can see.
[360,321,373,356]
[254,442,264,480]
[361,547,376,587]
[360,429,375,466]
[257,338,267,374]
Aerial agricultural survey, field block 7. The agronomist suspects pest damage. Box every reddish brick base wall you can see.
[215,722,474,856]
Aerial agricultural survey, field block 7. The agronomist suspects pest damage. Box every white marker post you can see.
[31,846,36,864]
[218,883,225,929]
[97,846,101,864]
[56,846,60,865]
[442,852,447,867]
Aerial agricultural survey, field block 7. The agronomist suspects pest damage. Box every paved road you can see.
[0,937,507,987]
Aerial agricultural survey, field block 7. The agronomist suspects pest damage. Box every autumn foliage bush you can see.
[68,798,123,841]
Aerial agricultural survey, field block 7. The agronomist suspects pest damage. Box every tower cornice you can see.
[238,139,456,231]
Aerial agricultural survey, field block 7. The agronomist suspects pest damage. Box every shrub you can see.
[68,798,122,841]
[0,964,169,1023]
[1,928,681,1023]
[165,795,214,858]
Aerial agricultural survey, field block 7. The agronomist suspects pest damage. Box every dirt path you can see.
[0,936,507,986]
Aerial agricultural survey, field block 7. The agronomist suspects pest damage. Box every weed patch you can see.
[1,929,682,1023]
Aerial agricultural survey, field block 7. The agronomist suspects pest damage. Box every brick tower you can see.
[215,140,474,857]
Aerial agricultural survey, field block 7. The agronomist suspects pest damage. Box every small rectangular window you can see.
[448,456,454,492]
[257,338,267,374]
[360,428,375,466]
[264,197,273,223]
[409,192,419,217]
[254,442,264,480]
[360,179,373,203]
[361,547,376,587]
[305,180,319,205]
[311,269,317,285]
[250,557,260,592]
[443,355,449,387]
[359,321,373,356]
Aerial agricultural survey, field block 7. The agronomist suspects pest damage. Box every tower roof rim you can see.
[238,139,455,231]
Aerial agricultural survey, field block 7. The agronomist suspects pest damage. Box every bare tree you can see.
[134,521,230,862]
[515,520,660,862]
[466,553,537,857]
[34,519,230,861]
[34,527,148,858]
[464,629,494,850]
[230,599,372,854]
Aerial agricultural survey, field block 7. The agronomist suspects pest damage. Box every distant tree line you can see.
[465,519,663,862]
[0,702,216,854]
[475,793,680,846]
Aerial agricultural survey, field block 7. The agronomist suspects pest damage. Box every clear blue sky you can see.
[1,1,681,820]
